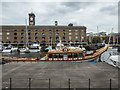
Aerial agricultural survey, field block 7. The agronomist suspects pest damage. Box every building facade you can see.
[87,32,120,44]
[2,12,87,45]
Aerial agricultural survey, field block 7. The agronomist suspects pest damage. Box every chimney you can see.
[55,21,58,26]
[68,23,73,26]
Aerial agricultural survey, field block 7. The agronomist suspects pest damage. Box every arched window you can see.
[14,33,17,35]
[20,41,24,43]
[6,41,11,43]
[35,33,38,36]
[13,41,18,43]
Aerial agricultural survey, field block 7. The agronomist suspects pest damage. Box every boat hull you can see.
[2,50,11,53]
[29,49,40,53]
[40,56,99,62]
[110,55,120,68]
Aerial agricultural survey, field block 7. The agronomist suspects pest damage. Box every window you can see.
[6,30,10,31]
[49,37,52,39]
[42,37,45,39]
[75,36,78,39]
[14,33,17,35]
[69,30,71,32]
[49,33,52,36]
[75,33,78,35]
[75,30,78,32]
[42,30,45,32]
[30,22,33,25]
[6,37,10,39]
[0,33,2,35]
[69,36,71,40]
[63,37,65,39]
[69,33,72,35]
[14,30,17,31]
[81,32,84,35]
[21,37,24,40]
[28,37,31,39]
[13,41,18,43]
[28,33,31,35]
[35,30,38,31]
[0,37,2,39]
[21,29,24,31]
[42,33,45,35]
[28,30,31,31]
[14,37,17,39]
[81,30,84,32]
[56,37,59,40]
[35,33,38,36]
[63,33,65,35]
[21,33,24,35]
[30,17,33,21]
[81,37,84,39]
[56,33,59,36]
[6,32,10,35]
[35,37,38,40]
[21,41,23,43]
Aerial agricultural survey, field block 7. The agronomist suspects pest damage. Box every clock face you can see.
[30,17,33,21]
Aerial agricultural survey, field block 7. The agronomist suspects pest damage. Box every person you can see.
[93,50,96,53]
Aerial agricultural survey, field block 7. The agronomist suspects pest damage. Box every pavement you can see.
[2,61,119,89]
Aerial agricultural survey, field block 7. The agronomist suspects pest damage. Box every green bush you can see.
[41,45,48,52]
[83,45,91,51]
[92,37,102,44]
[52,45,56,49]
[72,45,78,47]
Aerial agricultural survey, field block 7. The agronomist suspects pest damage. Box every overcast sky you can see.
[1,2,118,33]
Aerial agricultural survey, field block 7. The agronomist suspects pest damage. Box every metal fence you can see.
[2,78,119,90]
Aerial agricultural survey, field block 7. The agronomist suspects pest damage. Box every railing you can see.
[2,78,119,90]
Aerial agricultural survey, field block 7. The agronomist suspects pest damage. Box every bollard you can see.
[68,78,70,90]
[110,79,111,90]
[118,46,120,52]
[29,78,31,90]
[49,78,50,90]
[99,55,101,62]
[10,78,12,90]
[89,79,90,90]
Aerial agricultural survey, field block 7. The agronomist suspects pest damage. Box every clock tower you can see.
[29,12,35,26]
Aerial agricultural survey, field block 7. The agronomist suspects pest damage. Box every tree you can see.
[92,37,102,44]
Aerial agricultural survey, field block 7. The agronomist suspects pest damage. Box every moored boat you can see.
[29,43,41,53]
[45,45,109,61]
[2,47,12,53]
[19,47,30,53]
[110,55,120,68]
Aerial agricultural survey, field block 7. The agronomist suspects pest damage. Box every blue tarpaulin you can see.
[45,48,49,50]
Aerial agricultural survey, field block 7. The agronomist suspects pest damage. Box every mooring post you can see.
[10,78,12,90]
[89,78,90,90]
[49,78,50,90]
[29,78,31,90]
[110,79,111,90]
[68,78,70,90]
[99,55,101,62]
[118,45,120,52]
[119,68,120,89]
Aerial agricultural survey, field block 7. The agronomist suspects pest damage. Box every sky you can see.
[1,1,118,34]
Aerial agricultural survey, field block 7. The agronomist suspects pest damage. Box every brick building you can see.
[2,12,87,45]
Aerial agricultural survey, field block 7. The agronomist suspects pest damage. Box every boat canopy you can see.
[110,55,119,62]
[57,43,64,47]
[48,46,83,54]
